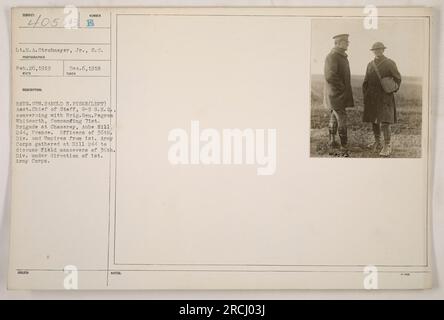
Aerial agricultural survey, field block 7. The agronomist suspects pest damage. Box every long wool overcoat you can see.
[323,48,354,111]
[362,56,402,124]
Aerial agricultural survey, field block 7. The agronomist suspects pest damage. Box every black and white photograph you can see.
[310,18,427,158]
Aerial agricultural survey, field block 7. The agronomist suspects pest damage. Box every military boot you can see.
[379,143,392,157]
[328,133,340,149]
[338,128,349,157]
[368,123,382,153]
[367,138,382,153]
[380,123,392,157]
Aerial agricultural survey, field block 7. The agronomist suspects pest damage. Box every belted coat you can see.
[323,48,354,111]
[362,56,402,124]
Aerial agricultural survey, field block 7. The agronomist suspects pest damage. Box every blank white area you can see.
[115,15,426,266]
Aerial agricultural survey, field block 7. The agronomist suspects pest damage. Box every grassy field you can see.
[310,74,423,158]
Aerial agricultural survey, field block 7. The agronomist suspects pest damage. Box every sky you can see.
[311,18,427,77]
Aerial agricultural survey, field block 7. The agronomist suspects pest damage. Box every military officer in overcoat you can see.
[323,34,354,157]
[362,42,402,157]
